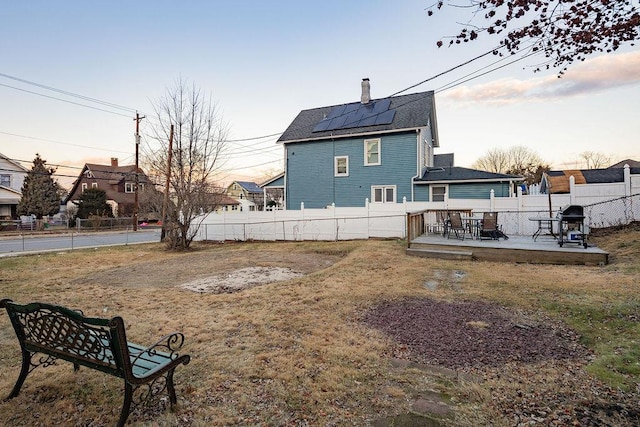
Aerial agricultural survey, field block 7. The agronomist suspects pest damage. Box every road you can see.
[0,229,161,256]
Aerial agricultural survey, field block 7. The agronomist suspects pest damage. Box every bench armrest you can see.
[129,332,186,366]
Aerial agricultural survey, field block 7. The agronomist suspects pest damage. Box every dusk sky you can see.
[2,1,639,189]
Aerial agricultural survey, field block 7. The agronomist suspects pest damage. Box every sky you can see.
[1,1,639,190]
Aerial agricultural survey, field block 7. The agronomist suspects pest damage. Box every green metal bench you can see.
[0,299,191,426]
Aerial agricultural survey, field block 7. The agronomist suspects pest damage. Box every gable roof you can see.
[543,167,640,193]
[415,166,523,184]
[278,90,438,145]
[0,153,29,172]
[0,185,22,204]
[609,159,640,168]
[260,172,285,187]
[66,162,150,203]
[215,194,241,206]
[233,181,262,194]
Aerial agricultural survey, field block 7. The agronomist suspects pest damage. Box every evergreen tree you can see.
[74,188,114,219]
[17,154,61,219]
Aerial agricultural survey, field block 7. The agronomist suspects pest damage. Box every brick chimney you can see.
[361,78,371,104]
[111,158,118,167]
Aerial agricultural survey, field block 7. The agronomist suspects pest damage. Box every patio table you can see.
[529,216,559,241]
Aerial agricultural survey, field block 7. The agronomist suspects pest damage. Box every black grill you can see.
[557,205,587,248]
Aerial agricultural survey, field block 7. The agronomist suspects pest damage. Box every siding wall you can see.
[449,182,512,199]
[0,157,26,191]
[285,132,418,209]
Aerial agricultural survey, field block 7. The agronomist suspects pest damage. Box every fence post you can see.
[300,202,305,241]
[490,189,495,212]
[517,186,524,235]
[569,175,576,205]
[402,197,408,238]
[222,209,226,242]
[365,198,370,239]
[624,165,631,197]
[273,208,277,241]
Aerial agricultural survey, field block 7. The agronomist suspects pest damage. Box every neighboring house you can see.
[272,78,522,209]
[65,158,152,217]
[541,167,640,194]
[260,172,285,210]
[0,153,28,219]
[210,194,241,212]
[226,181,264,211]
[609,159,640,169]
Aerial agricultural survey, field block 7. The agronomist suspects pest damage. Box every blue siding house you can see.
[274,79,521,209]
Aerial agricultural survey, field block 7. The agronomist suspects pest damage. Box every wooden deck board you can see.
[407,234,608,265]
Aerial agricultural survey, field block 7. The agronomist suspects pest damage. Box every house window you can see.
[0,174,10,187]
[371,185,396,203]
[81,183,88,192]
[125,182,134,193]
[431,185,446,202]
[364,138,381,166]
[91,182,98,188]
[334,156,349,177]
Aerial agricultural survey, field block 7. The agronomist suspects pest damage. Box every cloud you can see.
[440,51,640,105]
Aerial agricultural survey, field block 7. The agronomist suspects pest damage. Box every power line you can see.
[436,46,542,93]
[0,82,133,118]
[226,132,282,142]
[388,45,503,97]
[0,72,138,113]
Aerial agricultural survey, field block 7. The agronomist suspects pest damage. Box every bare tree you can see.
[471,147,510,173]
[143,78,229,249]
[579,151,612,169]
[473,146,550,184]
[428,0,640,73]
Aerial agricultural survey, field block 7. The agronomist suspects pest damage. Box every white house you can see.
[0,153,28,219]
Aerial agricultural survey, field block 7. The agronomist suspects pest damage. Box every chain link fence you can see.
[75,217,137,230]
[489,193,640,237]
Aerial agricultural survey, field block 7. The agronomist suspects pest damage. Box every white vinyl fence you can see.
[191,190,640,243]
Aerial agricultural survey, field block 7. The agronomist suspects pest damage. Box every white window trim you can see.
[125,182,134,193]
[364,138,381,166]
[430,184,447,202]
[91,182,98,188]
[81,183,88,192]
[371,185,396,203]
[334,155,349,177]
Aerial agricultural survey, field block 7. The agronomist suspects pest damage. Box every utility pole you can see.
[133,112,145,231]
[161,124,174,242]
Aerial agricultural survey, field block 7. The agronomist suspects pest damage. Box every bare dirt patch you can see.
[179,266,304,293]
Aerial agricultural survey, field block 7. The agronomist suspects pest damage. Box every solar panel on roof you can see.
[312,99,396,132]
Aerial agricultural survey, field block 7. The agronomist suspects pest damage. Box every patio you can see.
[407,232,609,265]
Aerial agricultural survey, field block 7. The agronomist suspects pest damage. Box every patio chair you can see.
[447,211,468,240]
[480,212,509,240]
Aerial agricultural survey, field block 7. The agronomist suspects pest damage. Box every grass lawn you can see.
[0,226,639,426]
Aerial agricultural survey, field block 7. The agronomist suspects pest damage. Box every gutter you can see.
[278,126,423,144]
[414,178,523,185]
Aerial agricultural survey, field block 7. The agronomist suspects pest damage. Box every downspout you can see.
[410,128,423,202]
[284,146,289,210]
